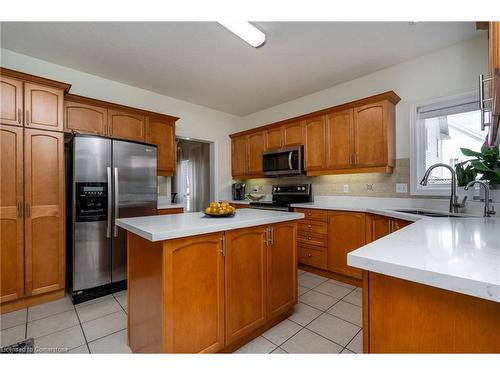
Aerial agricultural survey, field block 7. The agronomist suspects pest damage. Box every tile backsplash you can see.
[242,158,416,198]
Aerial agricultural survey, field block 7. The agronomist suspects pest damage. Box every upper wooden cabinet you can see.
[146,117,176,176]
[64,101,108,135]
[230,91,400,178]
[247,131,265,176]
[108,109,146,142]
[231,134,248,178]
[0,125,24,303]
[0,76,23,126]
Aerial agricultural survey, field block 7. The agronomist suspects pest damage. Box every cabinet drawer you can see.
[298,246,327,270]
[295,208,328,222]
[298,232,327,247]
[298,221,327,234]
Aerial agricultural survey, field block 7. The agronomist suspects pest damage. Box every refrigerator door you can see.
[73,136,112,291]
[112,140,157,283]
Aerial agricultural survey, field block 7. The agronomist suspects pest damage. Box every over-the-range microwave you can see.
[262,146,305,176]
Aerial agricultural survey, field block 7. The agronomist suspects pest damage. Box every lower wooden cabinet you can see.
[225,226,268,344]
[366,214,411,242]
[298,245,327,270]
[327,211,366,279]
[157,207,184,215]
[0,125,65,308]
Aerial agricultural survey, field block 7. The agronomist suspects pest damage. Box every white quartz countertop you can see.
[348,217,500,303]
[116,208,304,242]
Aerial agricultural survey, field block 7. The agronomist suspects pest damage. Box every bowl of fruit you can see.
[204,201,236,218]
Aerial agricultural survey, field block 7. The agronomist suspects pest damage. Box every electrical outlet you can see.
[396,183,408,193]
[366,184,373,191]
[343,184,349,193]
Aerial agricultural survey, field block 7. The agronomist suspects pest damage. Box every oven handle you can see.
[106,167,112,238]
[288,151,293,170]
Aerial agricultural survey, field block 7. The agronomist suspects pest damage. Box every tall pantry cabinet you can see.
[0,68,70,312]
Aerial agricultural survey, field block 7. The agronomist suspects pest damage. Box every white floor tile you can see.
[28,295,74,322]
[82,310,127,342]
[76,294,115,308]
[27,309,79,339]
[235,336,276,353]
[313,281,353,299]
[346,329,363,353]
[0,324,25,347]
[114,292,127,310]
[340,348,355,354]
[328,279,356,290]
[307,313,360,347]
[299,290,338,311]
[66,344,90,353]
[298,285,311,296]
[76,297,122,323]
[288,303,322,326]
[327,300,362,326]
[34,325,85,353]
[281,329,343,353]
[0,308,27,330]
[342,288,362,307]
[271,347,288,354]
[88,329,131,353]
[298,273,326,289]
[262,319,302,346]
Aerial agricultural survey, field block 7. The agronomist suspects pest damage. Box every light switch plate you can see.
[396,183,408,193]
[343,184,349,193]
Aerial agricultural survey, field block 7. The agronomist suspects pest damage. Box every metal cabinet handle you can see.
[308,236,312,240]
[307,253,312,258]
[264,227,269,245]
[18,109,22,124]
[26,110,30,126]
[25,203,30,218]
[307,224,312,229]
[113,167,119,237]
[270,226,274,245]
[106,167,112,238]
[17,202,23,218]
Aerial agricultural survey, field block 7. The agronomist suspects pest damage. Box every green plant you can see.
[455,162,477,187]
[459,144,500,185]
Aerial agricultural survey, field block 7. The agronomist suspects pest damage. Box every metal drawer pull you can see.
[308,225,312,228]
[25,203,30,218]
[308,253,312,257]
[308,236,312,240]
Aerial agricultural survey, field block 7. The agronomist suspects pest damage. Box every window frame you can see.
[410,91,480,196]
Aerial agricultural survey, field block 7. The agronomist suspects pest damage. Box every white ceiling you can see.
[1,22,480,116]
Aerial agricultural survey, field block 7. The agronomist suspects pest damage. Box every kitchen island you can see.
[116,209,303,353]
[348,217,500,353]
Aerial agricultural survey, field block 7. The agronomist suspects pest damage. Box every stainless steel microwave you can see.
[262,146,305,176]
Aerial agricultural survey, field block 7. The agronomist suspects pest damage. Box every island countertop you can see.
[348,217,500,303]
[116,208,304,242]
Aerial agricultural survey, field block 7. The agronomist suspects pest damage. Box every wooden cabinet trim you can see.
[0,68,71,93]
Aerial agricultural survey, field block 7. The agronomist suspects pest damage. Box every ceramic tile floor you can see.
[0,270,362,354]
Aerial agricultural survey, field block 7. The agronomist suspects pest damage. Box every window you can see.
[410,92,487,195]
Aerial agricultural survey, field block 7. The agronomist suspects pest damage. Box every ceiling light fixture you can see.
[218,21,266,48]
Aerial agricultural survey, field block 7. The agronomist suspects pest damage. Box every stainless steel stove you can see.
[249,184,312,211]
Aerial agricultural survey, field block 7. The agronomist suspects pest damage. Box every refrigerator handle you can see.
[113,167,119,237]
[106,167,112,238]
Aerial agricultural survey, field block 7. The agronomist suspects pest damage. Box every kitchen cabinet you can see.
[326,108,354,169]
[304,115,327,171]
[24,82,65,132]
[327,211,366,279]
[146,117,176,176]
[231,134,248,178]
[24,129,65,296]
[157,207,184,215]
[282,121,303,147]
[265,127,283,150]
[267,222,297,319]
[366,214,411,242]
[0,76,23,126]
[247,131,265,176]
[0,125,24,303]
[64,100,108,135]
[225,226,267,344]
[108,109,146,142]
[295,208,328,271]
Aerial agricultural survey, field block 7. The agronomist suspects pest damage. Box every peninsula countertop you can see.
[116,208,304,242]
[348,217,500,303]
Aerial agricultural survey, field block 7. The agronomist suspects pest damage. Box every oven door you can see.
[263,146,303,176]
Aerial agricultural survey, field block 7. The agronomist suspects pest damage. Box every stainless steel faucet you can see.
[420,163,466,214]
[465,181,496,217]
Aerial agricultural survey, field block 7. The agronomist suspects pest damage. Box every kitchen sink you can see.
[393,209,472,218]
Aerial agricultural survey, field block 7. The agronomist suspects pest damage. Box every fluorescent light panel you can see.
[218,21,266,48]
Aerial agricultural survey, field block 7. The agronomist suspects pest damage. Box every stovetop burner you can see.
[248,184,312,212]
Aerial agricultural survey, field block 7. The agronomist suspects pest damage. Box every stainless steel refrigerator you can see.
[67,135,157,302]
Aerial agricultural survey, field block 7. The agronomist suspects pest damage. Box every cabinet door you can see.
[326,109,354,169]
[164,233,225,353]
[367,214,391,242]
[282,121,303,146]
[265,127,282,150]
[231,135,247,178]
[0,125,24,302]
[327,211,365,279]
[304,115,326,171]
[146,118,176,176]
[392,218,411,232]
[64,101,108,135]
[24,129,65,296]
[267,222,297,319]
[225,226,267,345]
[247,131,265,176]
[24,82,64,131]
[0,76,23,126]
[354,101,387,167]
[108,109,146,142]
